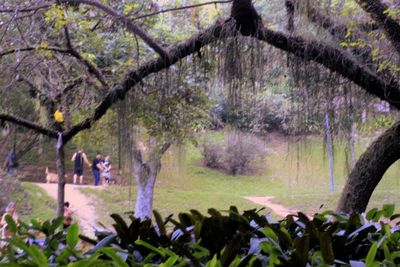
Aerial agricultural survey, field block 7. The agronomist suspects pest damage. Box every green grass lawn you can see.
[12,182,56,222]
[77,130,400,227]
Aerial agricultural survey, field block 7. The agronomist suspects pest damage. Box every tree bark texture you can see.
[134,171,158,220]
[133,148,161,219]
[56,145,66,217]
[337,121,400,214]
[356,0,400,55]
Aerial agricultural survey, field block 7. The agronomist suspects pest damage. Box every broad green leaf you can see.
[160,256,179,267]
[206,255,222,267]
[319,232,334,265]
[153,210,166,235]
[66,223,79,249]
[9,238,48,266]
[56,248,73,263]
[9,237,29,251]
[366,208,378,221]
[390,251,400,260]
[220,234,242,266]
[135,240,165,257]
[294,234,310,266]
[49,216,64,234]
[29,245,49,266]
[97,247,128,267]
[382,204,395,218]
[4,215,17,234]
[208,208,222,217]
[365,241,378,266]
[262,227,279,242]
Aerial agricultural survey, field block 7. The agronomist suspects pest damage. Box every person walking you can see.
[71,148,91,184]
[92,152,104,186]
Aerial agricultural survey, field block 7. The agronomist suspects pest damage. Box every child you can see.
[63,202,73,229]
[102,155,115,185]
[0,201,19,248]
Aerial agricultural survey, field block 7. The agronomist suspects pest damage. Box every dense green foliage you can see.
[2,205,400,266]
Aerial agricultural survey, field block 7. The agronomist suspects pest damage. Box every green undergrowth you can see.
[2,205,400,266]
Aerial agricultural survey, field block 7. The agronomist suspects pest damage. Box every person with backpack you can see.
[71,148,91,184]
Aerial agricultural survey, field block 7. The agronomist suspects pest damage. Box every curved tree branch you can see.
[1,44,108,91]
[0,114,58,138]
[63,26,109,91]
[0,2,54,13]
[356,0,400,55]
[4,17,400,145]
[337,120,400,213]
[256,27,400,109]
[286,0,377,39]
[62,0,169,59]
[63,20,230,142]
[64,21,400,144]
[133,0,232,20]
[0,47,70,57]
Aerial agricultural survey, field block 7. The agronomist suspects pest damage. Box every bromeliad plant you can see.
[0,215,126,267]
[84,204,400,266]
[1,205,400,266]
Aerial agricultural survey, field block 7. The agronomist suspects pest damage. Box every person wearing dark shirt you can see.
[92,152,104,186]
[71,148,91,184]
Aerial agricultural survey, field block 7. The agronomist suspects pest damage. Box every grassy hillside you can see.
[79,130,400,227]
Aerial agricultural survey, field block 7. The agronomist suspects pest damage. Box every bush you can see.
[201,132,267,175]
[2,205,400,266]
[201,141,223,168]
[223,133,266,175]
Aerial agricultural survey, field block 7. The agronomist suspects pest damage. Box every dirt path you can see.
[244,196,299,218]
[36,183,100,237]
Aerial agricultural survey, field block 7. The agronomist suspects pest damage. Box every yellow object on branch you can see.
[54,110,64,123]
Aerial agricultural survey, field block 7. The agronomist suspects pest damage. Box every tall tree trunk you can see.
[134,167,158,219]
[337,120,400,213]
[56,144,66,217]
[133,151,161,220]
[132,139,169,220]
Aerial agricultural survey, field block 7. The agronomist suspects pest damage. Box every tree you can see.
[1,0,400,216]
[130,73,210,219]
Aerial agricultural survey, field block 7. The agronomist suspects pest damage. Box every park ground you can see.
[12,130,400,233]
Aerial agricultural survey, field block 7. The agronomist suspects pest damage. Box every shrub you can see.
[201,140,223,168]
[223,133,266,175]
[2,205,400,266]
[201,132,267,175]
